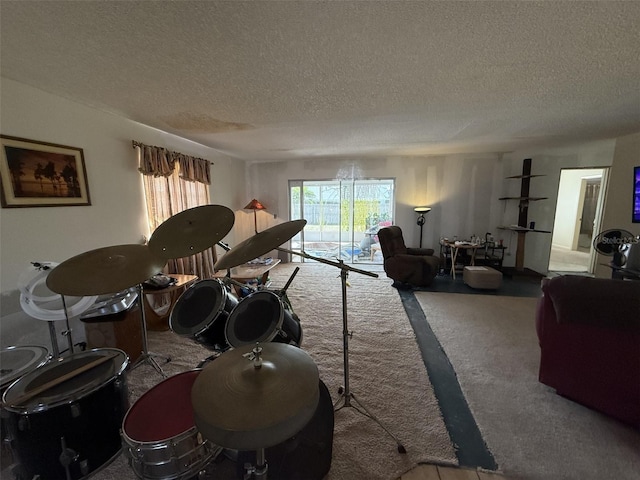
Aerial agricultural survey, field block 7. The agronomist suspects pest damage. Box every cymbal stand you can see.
[278,248,406,453]
[131,283,170,377]
[243,448,268,479]
[59,295,75,355]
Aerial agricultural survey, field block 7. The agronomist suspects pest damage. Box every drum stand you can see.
[244,448,268,479]
[131,283,171,377]
[332,263,407,454]
[278,248,406,454]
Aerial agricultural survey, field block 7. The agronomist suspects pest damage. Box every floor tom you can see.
[2,348,129,480]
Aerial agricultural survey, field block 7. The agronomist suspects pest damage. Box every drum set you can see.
[1,204,402,480]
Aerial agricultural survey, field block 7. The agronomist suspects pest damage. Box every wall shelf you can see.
[501,158,550,271]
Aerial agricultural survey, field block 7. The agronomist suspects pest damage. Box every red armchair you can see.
[536,275,640,426]
[377,226,440,287]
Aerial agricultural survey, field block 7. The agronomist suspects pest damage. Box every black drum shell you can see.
[169,279,238,352]
[235,379,333,480]
[2,348,129,480]
[225,290,302,349]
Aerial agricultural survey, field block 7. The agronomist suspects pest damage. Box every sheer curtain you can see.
[135,141,216,280]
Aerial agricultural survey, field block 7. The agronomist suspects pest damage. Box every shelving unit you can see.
[498,158,551,271]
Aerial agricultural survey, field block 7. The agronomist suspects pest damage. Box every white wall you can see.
[594,132,640,277]
[0,79,246,351]
[501,139,637,276]
[246,154,507,255]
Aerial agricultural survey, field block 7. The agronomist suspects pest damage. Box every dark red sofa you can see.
[536,275,640,427]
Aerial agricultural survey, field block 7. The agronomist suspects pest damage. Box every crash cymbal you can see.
[148,205,235,259]
[215,219,306,270]
[191,342,319,450]
[46,244,167,296]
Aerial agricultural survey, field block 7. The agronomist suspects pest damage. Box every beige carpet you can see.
[88,262,455,480]
[413,292,640,480]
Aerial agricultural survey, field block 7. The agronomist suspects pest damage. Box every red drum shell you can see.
[121,370,222,479]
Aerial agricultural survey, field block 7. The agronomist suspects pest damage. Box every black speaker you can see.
[236,379,334,479]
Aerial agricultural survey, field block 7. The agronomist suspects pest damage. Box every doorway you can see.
[548,168,608,273]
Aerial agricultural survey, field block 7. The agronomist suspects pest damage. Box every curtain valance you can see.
[133,140,212,185]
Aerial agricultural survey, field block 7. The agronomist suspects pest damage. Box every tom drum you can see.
[169,279,238,352]
[225,290,302,349]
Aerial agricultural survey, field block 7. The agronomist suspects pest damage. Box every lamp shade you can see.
[414,206,431,213]
[244,199,266,210]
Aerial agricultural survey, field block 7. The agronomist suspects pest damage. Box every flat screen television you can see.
[634,166,640,223]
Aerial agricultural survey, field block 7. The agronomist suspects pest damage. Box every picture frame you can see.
[0,135,91,207]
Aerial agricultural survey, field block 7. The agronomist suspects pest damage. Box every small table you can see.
[143,274,198,331]
[214,259,281,295]
[444,241,480,279]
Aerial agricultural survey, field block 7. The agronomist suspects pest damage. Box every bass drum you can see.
[225,290,303,349]
[121,370,223,480]
[169,279,238,352]
[235,379,334,480]
[2,348,129,480]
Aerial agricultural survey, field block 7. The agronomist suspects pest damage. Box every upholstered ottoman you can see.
[463,266,502,289]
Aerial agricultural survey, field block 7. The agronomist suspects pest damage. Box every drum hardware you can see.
[130,283,171,377]
[59,436,80,480]
[45,244,169,377]
[147,205,235,260]
[191,343,320,480]
[277,246,407,454]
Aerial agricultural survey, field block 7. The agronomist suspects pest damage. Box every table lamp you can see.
[245,199,266,234]
[414,206,432,248]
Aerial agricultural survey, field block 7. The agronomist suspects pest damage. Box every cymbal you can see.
[148,205,235,259]
[46,244,167,296]
[215,219,306,270]
[191,342,319,450]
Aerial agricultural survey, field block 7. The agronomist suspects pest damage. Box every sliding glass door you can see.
[290,178,394,263]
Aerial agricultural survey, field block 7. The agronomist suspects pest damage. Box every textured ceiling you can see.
[1,1,639,162]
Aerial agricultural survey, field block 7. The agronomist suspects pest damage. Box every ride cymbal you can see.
[191,342,319,450]
[46,244,167,296]
[215,219,306,270]
[148,205,235,259]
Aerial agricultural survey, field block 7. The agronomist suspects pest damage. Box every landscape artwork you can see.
[0,135,91,207]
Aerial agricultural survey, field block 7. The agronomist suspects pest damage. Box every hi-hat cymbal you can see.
[191,342,319,450]
[215,219,306,271]
[148,205,235,259]
[46,244,167,296]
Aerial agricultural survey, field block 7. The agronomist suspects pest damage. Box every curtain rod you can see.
[132,140,214,166]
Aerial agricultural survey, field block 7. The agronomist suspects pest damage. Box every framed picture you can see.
[0,135,91,207]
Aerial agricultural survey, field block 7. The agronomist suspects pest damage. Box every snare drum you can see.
[225,290,303,348]
[122,370,222,479]
[2,348,129,480]
[169,279,238,352]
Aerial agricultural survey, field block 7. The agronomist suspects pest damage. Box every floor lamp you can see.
[414,206,431,248]
[245,198,266,234]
